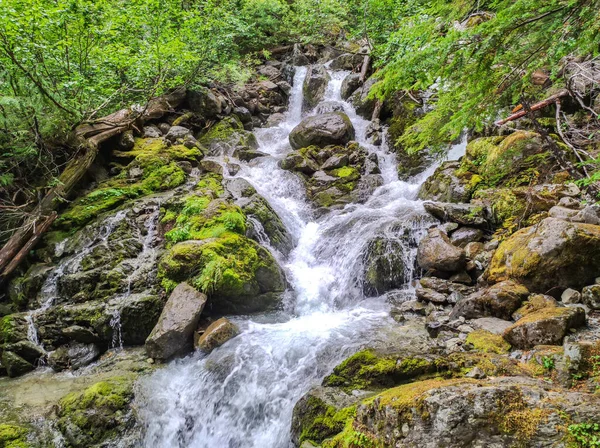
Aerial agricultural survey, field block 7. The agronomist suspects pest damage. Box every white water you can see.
[136,66,466,447]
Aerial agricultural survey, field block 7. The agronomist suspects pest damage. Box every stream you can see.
[134,65,466,447]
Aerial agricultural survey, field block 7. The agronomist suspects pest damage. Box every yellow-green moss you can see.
[322,350,397,391]
[0,424,28,448]
[322,419,383,448]
[298,397,356,445]
[466,330,511,354]
[330,166,359,179]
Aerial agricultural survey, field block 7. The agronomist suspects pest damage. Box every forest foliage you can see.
[0,0,599,236]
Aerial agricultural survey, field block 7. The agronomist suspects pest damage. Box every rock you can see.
[232,148,268,161]
[397,300,427,316]
[450,227,484,247]
[471,317,513,335]
[512,294,559,321]
[200,115,258,156]
[450,280,529,320]
[291,44,309,66]
[291,386,359,446]
[303,65,330,110]
[57,377,134,447]
[321,154,348,170]
[196,318,239,353]
[280,153,319,174]
[582,285,600,309]
[417,228,466,273]
[61,325,101,343]
[341,73,361,100]
[329,53,364,71]
[487,218,600,295]
[266,113,285,127]
[572,205,600,225]
[549,205,579,220]
[418,161,473,203]
[187,87,222,118]
[504,306,586,349]
[145,283,207,360]
[423,202,487,226]
[416,288,447,304]
[3,340,45,365]
[419,277,477,296]
[200,159,224,175]
[558,196,582,209]
[562,288,582,304]
[143,125,162,138]
[1,351,33,378]
[350,77,378,119]
[449,271,472,284]
[289,113,355,150]
[117,130,135,151]
[465,366,486,379]
[48,342,101,371]
[362,237,408,296]
[165,125,192,142]
[315,101,345,114]
[157,122,171,134]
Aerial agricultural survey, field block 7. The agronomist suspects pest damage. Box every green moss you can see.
[297,396,356,445]
[330,166,359,179]
[323,350,396,391]
[322,418,382,448]
[0,316,18,344]
[199,116,257,149]
[58,377,134,446]
[0,424,28,448]
[466,330,511,354]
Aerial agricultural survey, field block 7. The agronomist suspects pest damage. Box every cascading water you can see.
[136,65,466,447]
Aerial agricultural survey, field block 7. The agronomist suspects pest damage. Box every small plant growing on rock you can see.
[568,422,600,447]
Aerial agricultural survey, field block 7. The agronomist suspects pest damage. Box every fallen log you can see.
[359,55,371,83]
[495,89,569,125]
[0,88,185,282]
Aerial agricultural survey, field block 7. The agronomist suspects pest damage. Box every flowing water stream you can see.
[135,65,466,447]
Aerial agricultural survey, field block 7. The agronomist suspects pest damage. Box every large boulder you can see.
[487,218,600,295]
[450,280,529,320]
[289,113,355,150]
[329,53,365,71]
[350,77,378,119]
[199,115,258,156]
[303,65,330,111]
[503,306,586,349]
[145,283,207,360]
[1,351,34,378]
[187,87,224,118]
[48,342,101,371]
[417,228,466,273]
[423,201,487,226]
[582,285,600,309]
[158,234,286,314]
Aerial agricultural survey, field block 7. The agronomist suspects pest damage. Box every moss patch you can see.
[0,424,28,448]
[466,330,511,354]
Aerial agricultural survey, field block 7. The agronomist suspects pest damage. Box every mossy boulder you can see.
[465,330,511,354]
[289,113,355,150]
[503,306,586,349]
[487,218,600,295]
[418,161,475,203]
[1,351,34,378]
[199,115,258,156]
[0,424,29,448]
[158,233,285,314]
[362,237,408,296]
[57,377,135,447]
[349,77,378,119]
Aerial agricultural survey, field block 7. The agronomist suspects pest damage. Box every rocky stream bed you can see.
[1,44,600,448]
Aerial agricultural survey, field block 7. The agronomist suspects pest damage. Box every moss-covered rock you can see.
[487,218,600,294]
[466,330,511,354]
[199,115,258,156]
[158,233,285,314]
[0,423,29,448]
[57,377,134,447]
[362,237,408,296]
[450,280,529,320]
[418,161,475,203]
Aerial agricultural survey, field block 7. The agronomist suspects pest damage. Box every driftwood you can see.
[0,88,185,283]
[495,89,569,125]
[359,55,371,83]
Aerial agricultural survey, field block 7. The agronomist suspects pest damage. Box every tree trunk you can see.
[0,88,185,282]
[360,55,371,83]
[495,89,569,125]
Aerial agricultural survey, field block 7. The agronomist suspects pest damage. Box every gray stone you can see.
[424,202,487,226]
[303,65,330,110]
[143,125,162,138]
[315,101,345,114]
[291,44,309,66]
[417,228,466,273]
[450,280,529,320]
[418,161,473,203]
[289,113,355,150]
[582,284,600,309]
[450,227,484,247]
[561,288,582,304]
[416,288,447,304]
[145,283,207,360]
[48,342,101,371]
[165,125,192,142]
[187,87,222,118]
[471,317,513,335]
[1,351,34,378]
[341,73,361,100]
[329,53,365,71]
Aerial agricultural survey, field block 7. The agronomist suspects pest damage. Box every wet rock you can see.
[48,342,101,371]
[8,263,53,310]
[417,228,466,273]
[341,73,361,100]
[115,293,165,345]
[362,237,408,296]
[145,283,207,360]
[61,325,101,344]
[303,65,330,111]
[232,148,268,161]
[487,218,600,295]
[350,77,378,119]
[1,351,33,378]
[266,112,285,127]
[450,280,529,320]
[200,115,258,156]
[504,306,586,349]
[200,159,224,175]
[315,101,345,114]
[582,285,600,309]
[418,161,473,203]
[289,112,355,150]
[561,288,582,304]
[329,53,364,71]
[196,318,239,353]
[423,201,487,226]
[3,340,45,366]
[291,44,309,66]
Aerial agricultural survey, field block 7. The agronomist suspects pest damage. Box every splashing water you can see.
[136,64,467,447]
[110,308,124,351]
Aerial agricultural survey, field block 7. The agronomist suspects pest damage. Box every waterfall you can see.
[135,65,466,447]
